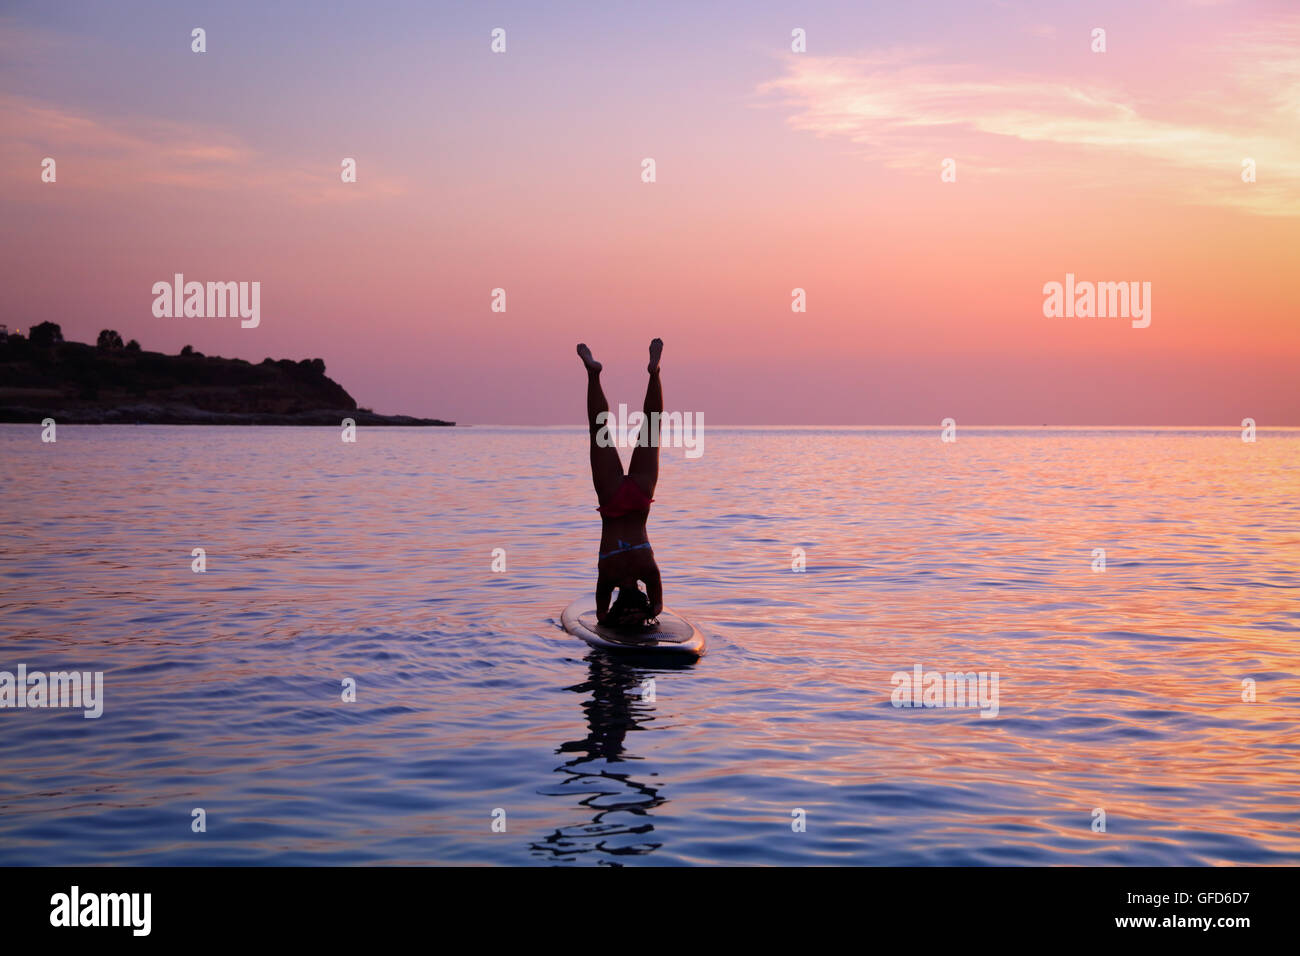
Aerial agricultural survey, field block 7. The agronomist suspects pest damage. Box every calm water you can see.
[1,424,1297,865]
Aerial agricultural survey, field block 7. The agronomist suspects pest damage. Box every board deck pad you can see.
[561,597,706,658]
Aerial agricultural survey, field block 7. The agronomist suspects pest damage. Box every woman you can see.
[577,338,663,628]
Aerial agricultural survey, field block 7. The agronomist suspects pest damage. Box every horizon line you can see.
[463,423,1300,430]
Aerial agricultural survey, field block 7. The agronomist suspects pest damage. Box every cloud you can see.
[0,93,406,204]
[759,25,1300,216]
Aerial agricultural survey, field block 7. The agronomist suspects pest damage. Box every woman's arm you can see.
[595,575,614,623]
[643,565,663,619]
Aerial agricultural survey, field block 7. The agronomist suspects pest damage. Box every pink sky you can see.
[1,1,1297,423]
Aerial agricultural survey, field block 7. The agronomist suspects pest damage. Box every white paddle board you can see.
[561,596,705,659]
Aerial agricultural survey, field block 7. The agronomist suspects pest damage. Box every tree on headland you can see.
[97,329,124,350]
[29,321,63,347]
[126,339,140,351]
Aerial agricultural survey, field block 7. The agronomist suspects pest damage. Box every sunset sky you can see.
[2,0,1297,424]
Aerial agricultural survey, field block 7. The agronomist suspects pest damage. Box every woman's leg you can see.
[578,344,624,500]
[628,338,662,497]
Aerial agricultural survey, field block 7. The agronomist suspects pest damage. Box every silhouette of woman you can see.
[576,339,663,627]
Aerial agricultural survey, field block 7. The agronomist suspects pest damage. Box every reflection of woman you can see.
[576,339,663,628]
[531,652,665,862]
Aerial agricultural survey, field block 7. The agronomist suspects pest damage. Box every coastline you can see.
[0,407,453,425]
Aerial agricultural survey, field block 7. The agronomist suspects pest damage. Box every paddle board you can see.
[561,596,706,659]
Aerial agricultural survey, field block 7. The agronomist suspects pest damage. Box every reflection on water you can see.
[1,424,1298,865]
[531,653,672,864]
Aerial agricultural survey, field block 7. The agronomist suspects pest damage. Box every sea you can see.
[1,424,1297,865]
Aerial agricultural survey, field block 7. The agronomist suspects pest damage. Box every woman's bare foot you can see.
[576,343,602,373]
[647,338,663,374]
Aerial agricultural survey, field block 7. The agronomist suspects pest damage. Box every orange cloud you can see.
[759,22,1300,217]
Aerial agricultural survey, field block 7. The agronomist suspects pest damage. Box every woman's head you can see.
[608,582,654,628]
